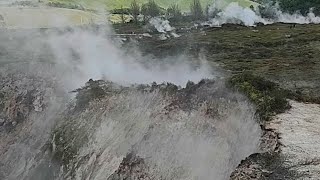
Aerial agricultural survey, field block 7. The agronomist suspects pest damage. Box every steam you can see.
[208,1,320,27]
[209,2,268,27]
[0,4,262,180]
[275,10,320,24]
[48,28,206,89]
[149,17,175,33]
[67,82,261,180]
[149,17,181,40]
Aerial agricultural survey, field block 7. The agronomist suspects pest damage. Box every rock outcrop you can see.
[231,101,320,180]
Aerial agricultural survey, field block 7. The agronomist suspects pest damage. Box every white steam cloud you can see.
[73,90,261,180]
[208,1,320,27]
[209,2,268,27]
[149,17,175,33]
[276,10,320,24]
[148,17,181,40]
[48,28,211,89]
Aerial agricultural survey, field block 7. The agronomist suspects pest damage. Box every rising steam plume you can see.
[0,3,263,180]
[208,1,320,26]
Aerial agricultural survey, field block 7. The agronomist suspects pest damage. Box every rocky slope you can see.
[0,63,69,179]
[230,101,320,180]
[50,79,261,180]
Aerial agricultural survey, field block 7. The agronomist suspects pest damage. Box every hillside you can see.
[0,7,106,29]
[47,0,259,11]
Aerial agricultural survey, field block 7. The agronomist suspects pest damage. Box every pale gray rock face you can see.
[0,66,68,180]
[273,101,320,179]
[231,101,320,180]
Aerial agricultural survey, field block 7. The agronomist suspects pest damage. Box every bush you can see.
[167,4,182,22]
[141,0,161,21]
[229,72,291,121]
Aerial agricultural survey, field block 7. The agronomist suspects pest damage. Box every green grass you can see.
[0,7,105,29]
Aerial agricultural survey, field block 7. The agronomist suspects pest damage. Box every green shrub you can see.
[229,72,291,121]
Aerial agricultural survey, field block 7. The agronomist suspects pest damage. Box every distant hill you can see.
[0,0,260,26]
[48,0,260,12]
[0,7,106,29]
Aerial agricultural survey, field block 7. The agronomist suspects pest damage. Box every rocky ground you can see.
[0,64,68,179]
[230,101,320,180]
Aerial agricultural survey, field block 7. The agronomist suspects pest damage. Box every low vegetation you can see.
[229,71,320,121]
[229,72,291,121]
[123,23,320,121]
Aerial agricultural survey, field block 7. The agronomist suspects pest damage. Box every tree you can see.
[147,0,161,17]
[190,0,204,21]
[141,0,161,21]
[120,6,126,23]
[278,0,320,16]
[167,4,182,22]
[205,4,210,20]
[258,0,320,16]
[130,0,140,23]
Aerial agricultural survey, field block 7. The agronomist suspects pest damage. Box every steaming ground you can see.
[207,1,320,27]
[0,26,262,180]
[55,80,261,180]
